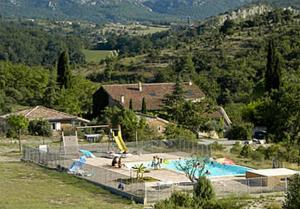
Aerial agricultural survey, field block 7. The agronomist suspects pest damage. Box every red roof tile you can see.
[102,82,205,111]
[1,106,90,123]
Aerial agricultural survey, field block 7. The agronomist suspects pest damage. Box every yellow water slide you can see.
[113,130,128,153]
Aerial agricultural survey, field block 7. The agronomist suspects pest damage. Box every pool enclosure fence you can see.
[22,139,289,204]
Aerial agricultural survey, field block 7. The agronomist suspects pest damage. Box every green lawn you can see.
[0,162,141,209]
[83,49,114,63]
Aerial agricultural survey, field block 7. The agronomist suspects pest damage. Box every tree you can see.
[265,39,281,93]
[28,119,52,137]
[104,107,156,141]
[220,19,235,35]
[240,144,253,158]
[163,78,185,122]
[141,97,147,114]
[43,69,58,108]
[57,51,72,89]
[226,123,253,141]
[176,156,208,182]
[103,62,113,82]
[129,99,133,110]
[182,54,196,78]
[194,176,215,201]
[7,115,29,152]
[132,164,146,180]
[164,124,196,140]
[283,174,300,209]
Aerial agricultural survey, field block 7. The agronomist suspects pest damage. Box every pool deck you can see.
[85,152,191,184]
[84,152,248,186]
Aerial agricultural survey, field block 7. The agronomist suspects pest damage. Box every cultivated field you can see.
[82,49,115,63]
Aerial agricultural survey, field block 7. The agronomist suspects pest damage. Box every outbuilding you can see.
[246,168,298,187]
[0,106,90,132]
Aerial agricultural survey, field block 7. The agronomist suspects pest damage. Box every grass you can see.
[212,149,300,170]
[82,49,114,63]
[0,162,142,209]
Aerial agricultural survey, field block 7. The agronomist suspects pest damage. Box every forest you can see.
[0,19,86,66]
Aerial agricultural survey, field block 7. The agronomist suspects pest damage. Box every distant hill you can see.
[0,0,300,23]
[143,0,253,19]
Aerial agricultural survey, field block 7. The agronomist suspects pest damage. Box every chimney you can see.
[121,95,125,104]
[189,80,193,86]
[138,82,143,92]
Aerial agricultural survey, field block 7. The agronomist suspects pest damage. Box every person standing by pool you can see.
[158,158,163,168]
[118,157,123,168]
[112,157,118,167]
[151,156,156,168]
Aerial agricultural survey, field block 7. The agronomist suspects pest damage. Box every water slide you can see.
[113,131,128,153]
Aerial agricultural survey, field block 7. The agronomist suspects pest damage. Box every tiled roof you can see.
[102,82,205,111]
[0,106,90,123]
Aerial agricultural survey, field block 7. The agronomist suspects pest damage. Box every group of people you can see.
[151,156,163,169]
[112,156,123,168]
[193,161,212,175]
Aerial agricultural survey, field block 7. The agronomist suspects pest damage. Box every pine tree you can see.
[163,77,186,122]
[183,54,196,76]
[141,97,147,114]
[57,51,72,89]
[164,77,185,106]
[43,69,58,108]
[265,39,281,93]
[129,99,133,110]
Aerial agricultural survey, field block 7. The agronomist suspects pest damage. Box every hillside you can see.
[2,0,299,23]
[0,20,86,66]
[89,7,300,103]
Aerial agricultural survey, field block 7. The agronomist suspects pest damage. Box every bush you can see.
[165,124,196,140]
[240,145,252,158]
[230,142,242,154]
[250,150,265,162]
[226,123,253,140]
[211,141,225,152]
[28,120,52,137]
[154,192,193,209]
[283,174,300,209]
[194,176,215,201]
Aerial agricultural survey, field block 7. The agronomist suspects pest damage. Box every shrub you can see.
[240,145,252,158]
[211,141,225,152]
[283,174,300,209]
[28,119,52,137]
[154,192,193,209]
[250,150,265,162]
[165,124,196,140]
[226,123,253,140]
[194,176,215,201]
[265,144,283,160]
[230,142,242,154]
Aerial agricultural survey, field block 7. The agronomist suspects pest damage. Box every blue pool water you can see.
[127,159,251,177]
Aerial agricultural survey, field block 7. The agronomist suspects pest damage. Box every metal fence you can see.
[22,145,146,203]
[47,139,212,157]
[21,141,289,205]
[143,176,289,204]
[211,177,288,197]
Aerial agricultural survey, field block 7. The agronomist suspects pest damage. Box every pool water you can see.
[127,159,251,177]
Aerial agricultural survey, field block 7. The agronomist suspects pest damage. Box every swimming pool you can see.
[127,159,252,177]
